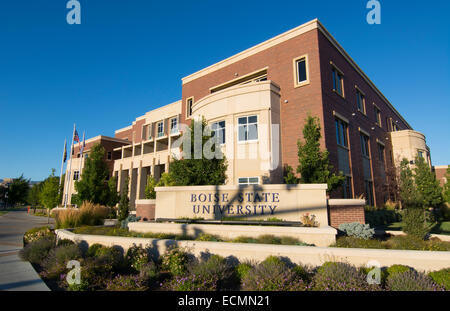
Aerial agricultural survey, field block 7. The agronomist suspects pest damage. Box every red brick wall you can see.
[434,166,449,187]
[328,205,366,228]
[136,202,156,221]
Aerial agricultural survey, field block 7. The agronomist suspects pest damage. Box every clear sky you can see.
[0,0,449,181]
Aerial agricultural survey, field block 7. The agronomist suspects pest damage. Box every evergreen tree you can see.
[118,177,130,221]
[283,165,299,184]
[296,116,344,192]
[442,166,450,203]
[8,175,31,205]
[414,156,443,208]
[74,143,114,206]
[144,175,157,199]
[40,169,60,209]
[107,176,120,207]
[398,158,421,207]
[168,118,228,186]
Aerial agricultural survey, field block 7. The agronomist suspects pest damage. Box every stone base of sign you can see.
[128,222,337,247]
[55,229,450,272]
[135,199,156,221]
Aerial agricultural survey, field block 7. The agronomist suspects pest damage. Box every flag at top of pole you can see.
[74,130,80,143]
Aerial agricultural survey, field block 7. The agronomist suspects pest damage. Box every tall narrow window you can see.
[360,133,370,157]
[186,97,193,118]
[211,120,225,144]
[294,56,308,87]
[356,89,366,114]
[73,171,80,181]
[332,67,344,96]
[335,118,348,147]
[170,117,178,134]
[157,121,164,137]
[374,106,381,126]
[238,116,258,142]
[107,151,112,160]
[336,117,352,199]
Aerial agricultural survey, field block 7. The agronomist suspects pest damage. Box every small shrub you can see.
[86,243,104,257]
[19,237,55,264]
[195,233,222,242]
[106,274,148,291]
[68,257,114,291]
[235,261,255,282]
[301,213,319,227]
[162,274,217,291]
[386,264,413,277]
[387,270,444,291]
[257,235,282,245]
[120,215,141,229]
[125,244,149,271]
[160,246,190,276]
[428,268,450,290]
[139,261,160,288]
[56,239,75,247]
[242,256,308,291]
[338,222,375,240]
[233,236,258,244]
[387,235,450,251]
[312,262,380,291]
[41,244,82,280]
[293,264,311,282]
[96,246,124,270]
[403,207,431,240]
[23,226,55,245]
[334,236,384,249]
[55,202,110,229]
[189,255,238,290]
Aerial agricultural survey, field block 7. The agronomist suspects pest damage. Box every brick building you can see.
[64,19,431,208]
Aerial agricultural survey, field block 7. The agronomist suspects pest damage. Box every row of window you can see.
[210,115,259,144]
[141,117,179,140]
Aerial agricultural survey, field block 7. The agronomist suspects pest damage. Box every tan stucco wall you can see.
[154,184,329,226]
[391,130,430,167]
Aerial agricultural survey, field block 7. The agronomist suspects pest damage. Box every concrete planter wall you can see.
[128,222,337,247]
[55,229,450,272]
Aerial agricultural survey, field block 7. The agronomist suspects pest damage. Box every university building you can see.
[63,19,431,209]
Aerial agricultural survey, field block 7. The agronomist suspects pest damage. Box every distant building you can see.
[434,165,449,187]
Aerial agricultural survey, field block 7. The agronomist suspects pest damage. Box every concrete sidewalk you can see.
[0,210,54,291]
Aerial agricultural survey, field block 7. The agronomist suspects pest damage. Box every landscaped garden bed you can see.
[20,226,450,291]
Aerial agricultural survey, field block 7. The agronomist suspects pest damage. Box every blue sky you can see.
[0,0,449,181]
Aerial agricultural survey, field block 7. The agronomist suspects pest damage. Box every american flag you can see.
[74,130,80,143]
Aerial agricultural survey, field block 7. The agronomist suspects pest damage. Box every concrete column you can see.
[136,160,142,200]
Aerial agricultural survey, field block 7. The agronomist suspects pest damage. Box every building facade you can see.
[63,19,432,209]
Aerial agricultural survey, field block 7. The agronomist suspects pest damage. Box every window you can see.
[211,120,225,144]
[238,115,258,142]
[238,177,259,185]
[343,176,353,199]
[335,118,348,147]
[332,67,344,96]
[107,151,112,160]
[157,121,164,137]
[294,55,308,87]
[364,180,374,206]
[360,133,370,157]
[186,97,193,118]
[418,150,424,158]
[73,171,79,181]
[374,106,381,126]
[356,89,366,114]
[142,125,147,140]
[378,144,385,163]
[170,117,178,134]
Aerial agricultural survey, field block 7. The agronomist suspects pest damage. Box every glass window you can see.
[170,117,178,133]
[211,120,225,144]
[157,121,164,137]
[360,133,370,157]
[238,177,259,185]
[364,180,374,206]
[418,151,423,158]
[335,118,348,147]
[356,89,365,113]
[332,68,344,96]
[186,98,193,117]
[343,176,353,199]
[73,171,79,181]
[378,144,385,163]
[296,58,307,83]
[107,151,112,160]
[238,115,258,142]
[374,107,381,126]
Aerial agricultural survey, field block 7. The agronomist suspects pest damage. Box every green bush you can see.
[387,270,443,291]
[364,208,401,227]
[233,236,258,243]
[95,246,124,270]
[162,274,217,291]
[68,257,115,291]
[56,239,75,247]
[403,207,430,240]
[386,264,412,277]
[293,264,311,282]
[242,256,308,291]
[86,243,104,257]
[106,274,148,291]
[125,244,149,271]
[312,262,380,291]
[428,268,450,290]
[120,215,141,229]
[139,261,160,288]
[334,236,384,249]
[235,261,255,282]
[195,233,223,242]
[23,226,55,245]
[189,255,238,290]
[19,237,55,264]
[386,235,450,251]
[160,247,190,276]
[41,244,82,280]
[338,222,375,240]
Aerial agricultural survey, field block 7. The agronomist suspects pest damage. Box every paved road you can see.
[0,210,54,291]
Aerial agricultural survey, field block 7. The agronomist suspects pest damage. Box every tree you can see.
[296,116,344,192]
[441,166,450,203]
[40,169,60,209]
[8,175,30,206]
[74,143,114,206]
[107,177,120,207]
[168,118,228,186]
[118,177,130,221]
[283,165,299,184]
[144,175,157,199]
[414,156,443,209]
[28,182,43,207]
[398,158,421,208]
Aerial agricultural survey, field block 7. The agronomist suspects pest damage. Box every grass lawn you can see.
[384,221,450,235]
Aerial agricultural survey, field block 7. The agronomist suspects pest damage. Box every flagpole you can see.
[78,131,85,178]
[64,124,76,208]
[58,138,67,195]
